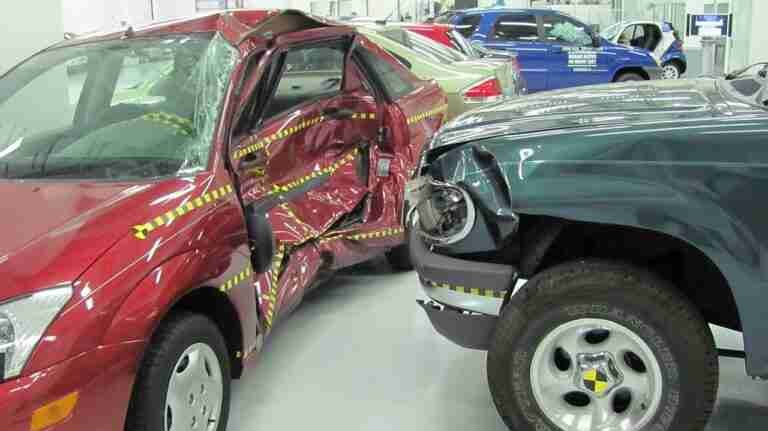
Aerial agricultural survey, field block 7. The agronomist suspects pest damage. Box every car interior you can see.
[261,46,345,119]
[617,23,663,52]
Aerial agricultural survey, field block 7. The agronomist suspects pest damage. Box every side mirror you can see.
[591,34,602,48]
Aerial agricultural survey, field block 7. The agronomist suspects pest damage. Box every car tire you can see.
[487,260,718,431]
[126,312,231,431]
[615,72,646,82]
[386,243,414,271]
[662,61,683,80]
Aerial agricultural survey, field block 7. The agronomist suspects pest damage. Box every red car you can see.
[0,10,446,431]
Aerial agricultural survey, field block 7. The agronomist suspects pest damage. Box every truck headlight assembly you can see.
[0,286,72,381]
[408,177,476,245]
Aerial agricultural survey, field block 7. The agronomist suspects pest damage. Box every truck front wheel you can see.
[487,260,718,431]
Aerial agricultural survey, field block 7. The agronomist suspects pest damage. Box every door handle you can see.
[322,107,355,120]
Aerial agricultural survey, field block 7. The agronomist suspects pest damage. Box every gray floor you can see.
[230,258,768,430]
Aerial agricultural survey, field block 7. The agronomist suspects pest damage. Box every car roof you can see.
[459,8,565,16]
[54,9,344,49]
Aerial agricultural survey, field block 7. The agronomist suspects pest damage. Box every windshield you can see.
[601,22,625,40]
[0,33,237,181]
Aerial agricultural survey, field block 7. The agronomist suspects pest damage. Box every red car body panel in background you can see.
[402,23,457,50]
[0,10,447,430]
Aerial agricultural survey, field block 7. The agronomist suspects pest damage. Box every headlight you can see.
[407,177,476,245]
[0,286,72,380]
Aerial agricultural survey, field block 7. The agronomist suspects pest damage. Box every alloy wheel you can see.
[529,318,663,431]
[662,64,680,79]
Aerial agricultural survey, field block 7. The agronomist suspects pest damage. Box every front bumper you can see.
[0,341,145,431]
[409,227,518,350]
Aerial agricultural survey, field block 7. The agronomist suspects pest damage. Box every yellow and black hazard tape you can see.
[263,244,286,327]
[406,104,448,125]
[318,226,405,245]
[266,147,359,197]
[219,266,253,294]
[233,115,325,160]
[132,184,235,240]
[351,112,376,120]
[424,279,506,299]
[232,112,376,161]
[346,226,404,241]
[142,111,195,136]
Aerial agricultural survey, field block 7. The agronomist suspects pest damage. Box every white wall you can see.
[156,0,196,20]
[748,0,768,64]
[245,0,289,8]
[0,0,63,74]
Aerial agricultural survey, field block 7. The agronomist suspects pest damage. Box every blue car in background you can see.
[450,8,663,93]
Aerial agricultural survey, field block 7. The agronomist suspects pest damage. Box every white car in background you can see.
[602,20,688,79]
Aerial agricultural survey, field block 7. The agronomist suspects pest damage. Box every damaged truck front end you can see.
[406,129,522,350]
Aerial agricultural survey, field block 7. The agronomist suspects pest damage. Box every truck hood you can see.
[432,78,724,148]
[0,177,208,300]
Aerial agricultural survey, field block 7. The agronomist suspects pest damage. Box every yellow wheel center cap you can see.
[582,368,610,395]
[576,352,623,397]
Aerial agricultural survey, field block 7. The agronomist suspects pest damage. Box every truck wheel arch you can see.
[516,216,741,332]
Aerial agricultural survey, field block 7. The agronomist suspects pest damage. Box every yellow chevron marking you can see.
[219,266,253,294]
[133,184,235,240]
[406,104,449,125]
[232,112,376,160]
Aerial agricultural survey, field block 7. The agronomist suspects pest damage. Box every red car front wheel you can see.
[126,312,231,431]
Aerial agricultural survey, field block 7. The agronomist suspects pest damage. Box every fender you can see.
[435,129,768,377]
[661,48,687,72]
[100,250,250,351]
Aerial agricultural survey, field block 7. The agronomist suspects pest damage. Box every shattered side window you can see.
[543,15,593,46]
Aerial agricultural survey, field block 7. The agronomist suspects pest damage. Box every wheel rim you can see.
[165,343,224,431]
[662,64,679,79]
[530,318,663,431]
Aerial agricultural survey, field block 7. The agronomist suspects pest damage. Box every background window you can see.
[358,48,415,100]
[492,15,539,41]
[542,15,593,46]
[455,15,482,38]
[263,45,345,119]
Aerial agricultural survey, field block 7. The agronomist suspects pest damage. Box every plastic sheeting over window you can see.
[182,33,238,174]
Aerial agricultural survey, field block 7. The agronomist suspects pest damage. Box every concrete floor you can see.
[230,257,768,431]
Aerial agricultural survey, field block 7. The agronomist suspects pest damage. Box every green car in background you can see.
[356,25,523,120]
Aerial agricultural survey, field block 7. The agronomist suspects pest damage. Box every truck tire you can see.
[487,260,718,431]
[127,312,231,431]
[615,72,645,82]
